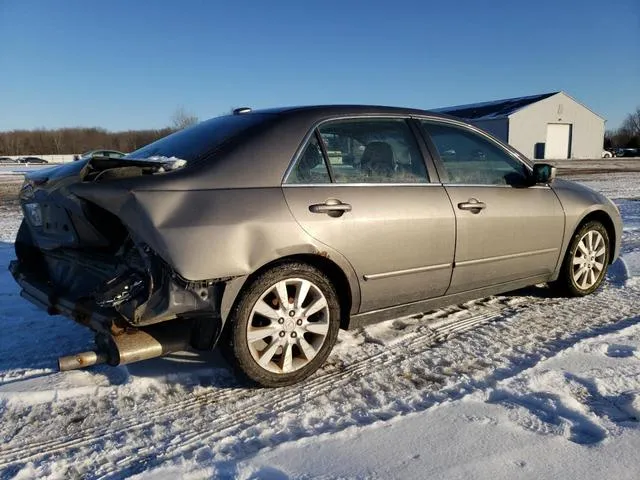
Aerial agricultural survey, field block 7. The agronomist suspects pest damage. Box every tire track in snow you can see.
[0,297,525,470]
[1,285,638,478]
[93,288,640,479]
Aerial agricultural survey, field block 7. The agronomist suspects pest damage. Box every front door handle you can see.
[457,198,486,214]
[309,199,352,217]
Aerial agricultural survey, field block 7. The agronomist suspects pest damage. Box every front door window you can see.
[420,121,530,186]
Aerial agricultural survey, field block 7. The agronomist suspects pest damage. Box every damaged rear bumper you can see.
[10,260,116,334]
[9,240,228,344]
[9,252,228,368]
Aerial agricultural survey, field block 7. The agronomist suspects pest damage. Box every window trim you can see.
[413,116,534,186]
[281,114,438,186]
[314,129,335,183]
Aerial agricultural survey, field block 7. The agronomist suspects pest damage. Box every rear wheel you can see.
[552,221,610,296]
[223,262,340,387]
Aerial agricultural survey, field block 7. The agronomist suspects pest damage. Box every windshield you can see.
[125,114,272,163]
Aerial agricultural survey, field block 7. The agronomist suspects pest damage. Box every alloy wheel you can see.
[246,278,330,374]
[572,230,607,290]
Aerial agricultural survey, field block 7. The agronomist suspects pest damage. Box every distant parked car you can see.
[617,148,639,158]
[75,150,126,161]
[18,156,48,164]
[0,156,16,164]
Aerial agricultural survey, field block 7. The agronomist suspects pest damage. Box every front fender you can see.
[551,179,623,278]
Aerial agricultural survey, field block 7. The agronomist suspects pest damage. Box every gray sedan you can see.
[10,105,622,386]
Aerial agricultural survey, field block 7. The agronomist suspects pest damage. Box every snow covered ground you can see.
[0,173,638,479]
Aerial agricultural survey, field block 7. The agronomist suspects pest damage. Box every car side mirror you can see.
[532,163,557,185]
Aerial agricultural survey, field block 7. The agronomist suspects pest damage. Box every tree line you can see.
[0,108,200,156]
[0,127,178,156]
[605,106,640,149]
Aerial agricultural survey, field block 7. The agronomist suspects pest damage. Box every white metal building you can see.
[434,91,605,159]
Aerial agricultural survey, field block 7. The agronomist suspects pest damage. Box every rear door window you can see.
[318,118,428,183]
[286,134,331,184]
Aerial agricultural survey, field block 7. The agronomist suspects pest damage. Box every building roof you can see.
[432,92,560,121]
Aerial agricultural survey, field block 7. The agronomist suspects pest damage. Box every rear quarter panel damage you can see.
[70,184,361,319]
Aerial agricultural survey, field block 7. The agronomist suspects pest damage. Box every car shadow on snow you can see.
[506,258,629,299]
[124,349,241,388]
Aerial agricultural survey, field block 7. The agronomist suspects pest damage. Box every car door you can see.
[282,117,456,312]
[418,119,565,294]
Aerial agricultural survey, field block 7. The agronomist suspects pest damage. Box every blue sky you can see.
[1,0,638,131]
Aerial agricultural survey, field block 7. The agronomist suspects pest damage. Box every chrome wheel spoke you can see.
[573,266,587,283]
[573,255,587,266]
[253,299,280,320]
[297,336,317,360]
[593,261,604,271]
[592,234,603,252]
[275,281,290,309]
[282,342,294,373]
[595,247,606,257]
[247,325,280,343]
[294,280,311,309]
[580,271,590,289]
[577,242,589,256]
[588,268,596,285]
[305,321,329,336]
[258,338,281,367]
[304,297,328,317]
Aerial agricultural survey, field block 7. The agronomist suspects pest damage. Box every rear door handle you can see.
[309,199,352,217]
[457,198,486,213]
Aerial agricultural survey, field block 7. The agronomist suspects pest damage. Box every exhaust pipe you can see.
[58,351,108,371]
[58,321,193,372]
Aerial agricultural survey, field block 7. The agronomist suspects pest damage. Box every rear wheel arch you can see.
[221,254,355,331]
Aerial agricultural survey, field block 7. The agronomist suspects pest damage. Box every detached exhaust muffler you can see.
[58,322,192,372]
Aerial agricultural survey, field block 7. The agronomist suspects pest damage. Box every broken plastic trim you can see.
[81,155,188,183]
[95,272,146,307]
[90,240,230,327]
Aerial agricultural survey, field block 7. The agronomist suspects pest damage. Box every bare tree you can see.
[51,129,64,154]
[620,107,640,137]
[170,107,199,130]
[607,106,640,149]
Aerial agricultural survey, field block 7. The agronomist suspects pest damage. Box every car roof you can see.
[248,104,459,121]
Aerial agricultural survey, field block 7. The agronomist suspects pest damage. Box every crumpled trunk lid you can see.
[20,156,183,251]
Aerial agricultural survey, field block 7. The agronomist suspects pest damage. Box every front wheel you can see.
[223,262,341,387]
[551,221,610,296]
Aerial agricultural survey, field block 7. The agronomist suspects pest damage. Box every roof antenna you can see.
[233,107,252,115]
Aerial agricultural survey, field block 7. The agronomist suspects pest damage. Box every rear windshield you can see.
[125,113,271,162]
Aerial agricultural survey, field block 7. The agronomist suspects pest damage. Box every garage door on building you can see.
[545,123,572,159]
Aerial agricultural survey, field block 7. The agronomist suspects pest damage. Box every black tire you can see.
[551,221,610,297]
[222,262,341,387]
